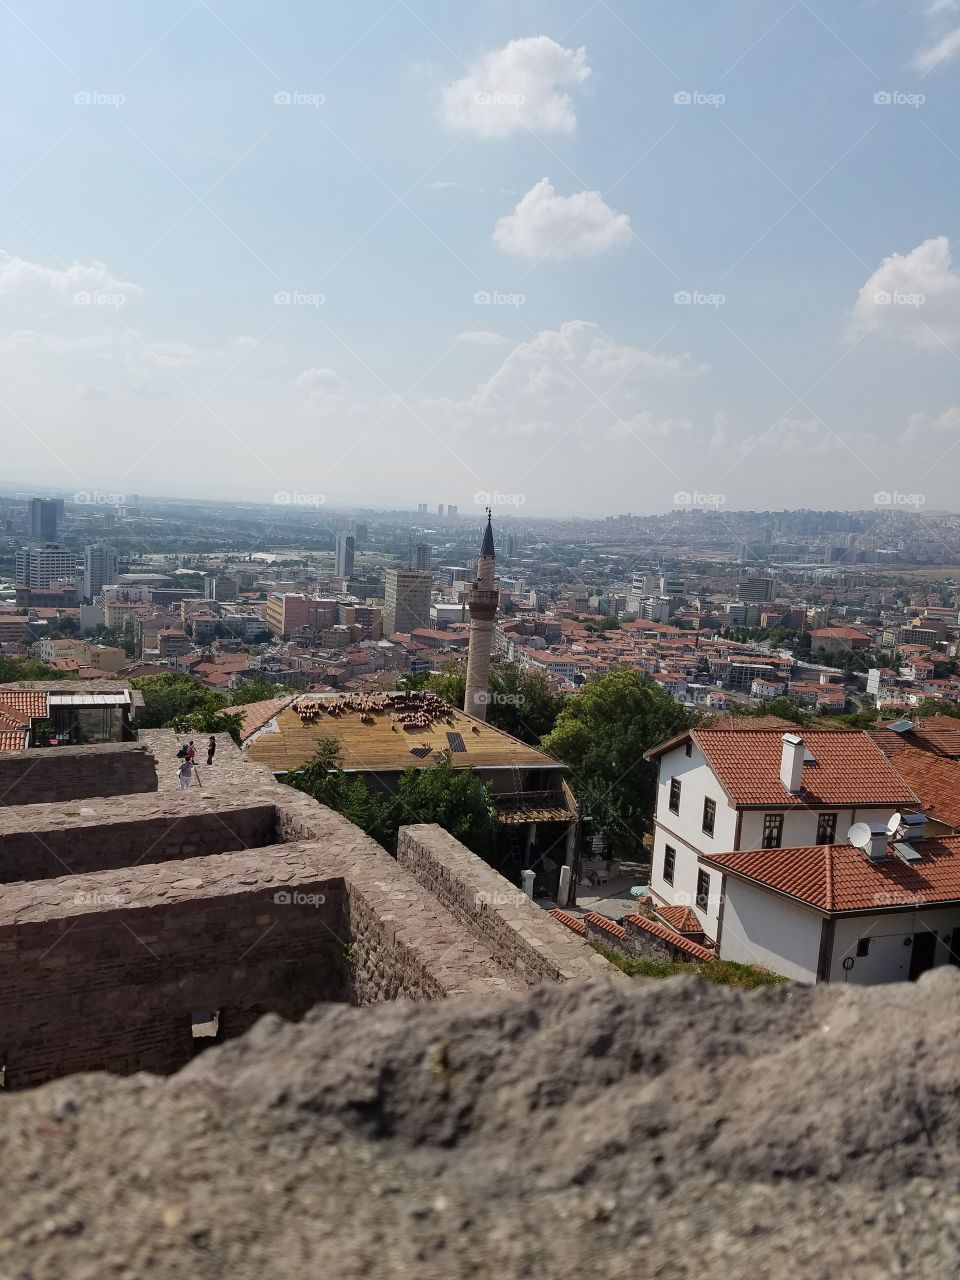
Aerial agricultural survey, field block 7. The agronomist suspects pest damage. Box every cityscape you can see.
[3,1,960,1276]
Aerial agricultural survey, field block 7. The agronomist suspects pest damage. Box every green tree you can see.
[285,740,399,849]
[395,754,499,855]
[541,670,699,851]
[739,696,809,726]
[425,659,564,744]
[174,705,245,746]
[130,674,219,727]
[915,698,960,720]
[0,656,69,682]
[231,677,288,705]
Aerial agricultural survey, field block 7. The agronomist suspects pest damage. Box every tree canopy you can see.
[541,669,699,850]
[418,659,564,745]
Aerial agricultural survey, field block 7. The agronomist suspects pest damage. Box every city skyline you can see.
[2,2,960,515]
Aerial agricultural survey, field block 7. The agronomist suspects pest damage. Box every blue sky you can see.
[2,1,959,516]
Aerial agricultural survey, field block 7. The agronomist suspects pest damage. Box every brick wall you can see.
[0,845,348,1088]
[396,825,624,986]
[0,804,277,884]
[0,743,158,807]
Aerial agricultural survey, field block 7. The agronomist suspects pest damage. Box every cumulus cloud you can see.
[850,236,960,346]
[297,367,347,412]
[456,330,507,345]
[0,250,142,302]
[493,179,632,261]
[439,37,590,138]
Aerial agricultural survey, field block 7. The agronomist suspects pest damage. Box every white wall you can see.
[718,879,822,982]
[829,908,960,984]
[738,806,902,851]
[650,826,722,939]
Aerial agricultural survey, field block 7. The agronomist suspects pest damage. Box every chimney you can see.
[779,732,804,794]
[867,824,890,863]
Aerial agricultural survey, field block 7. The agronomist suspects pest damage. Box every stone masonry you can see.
[0,728,619,1088]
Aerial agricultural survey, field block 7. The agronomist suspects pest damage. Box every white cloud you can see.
[457,330,506,345]
[850,236,960,346]
[439,37,590,138]
[928,0,959,13]
[906,405,960,438]
[297,367,347,412]
[0,250,142,301]
[912,25,960,68]
[493,179,632,261]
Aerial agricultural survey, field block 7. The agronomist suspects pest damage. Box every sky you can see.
[2,0,960,518]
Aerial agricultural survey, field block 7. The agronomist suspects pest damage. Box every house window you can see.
[856,938,870,958]
[816,813,837,845]
[685,740,693,758]
[762,813,783,849]
[702,797,716,837]
[663,845,676,885]
[696,869,711,911]
[669,777,681,814]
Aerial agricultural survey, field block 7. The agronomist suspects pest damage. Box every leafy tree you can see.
[739,696,809,726]
[0,656,69,682]
[424,660,564,745]
[915,698,960,720]
[425,661,466,707]
[394,754,499,856]
[541,670,699,851]
[130,674,219,727]
[173,705,244,745]
[231,677,289,705]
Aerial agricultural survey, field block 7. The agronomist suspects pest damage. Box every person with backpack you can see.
[185,740,196,764]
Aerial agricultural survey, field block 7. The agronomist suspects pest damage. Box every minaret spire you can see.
[464,510,498,721]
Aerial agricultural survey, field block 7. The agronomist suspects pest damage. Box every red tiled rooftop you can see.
[233,695,298,742]
[691,729,918,809]
[888,747,960,831]
[0,730,29,752]
[583,911,626,940]
[547,908,586,936]
[0,691,47,718]
[703,835,960,912]
[622,914,715,962]
[655,903,704,934]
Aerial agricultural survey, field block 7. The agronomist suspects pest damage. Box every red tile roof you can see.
[0,691,46,719]
[703,835,960,912]
[233,696,298,742]
[583,911,627,940]
[622,914,715,962]
[547,908,586,936]
[887,747,960,831]
[0,729,29,752]
[691,729,919,809]
[655,903,704,934]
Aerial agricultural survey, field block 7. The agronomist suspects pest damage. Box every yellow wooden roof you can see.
[244,693,561,774]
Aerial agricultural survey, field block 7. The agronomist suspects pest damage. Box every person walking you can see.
[177,758,193,790]
[206,735,216,767]
[185,740,196,765]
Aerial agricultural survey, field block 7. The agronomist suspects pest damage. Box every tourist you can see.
[177,758,193,790]
[207,735,216,767]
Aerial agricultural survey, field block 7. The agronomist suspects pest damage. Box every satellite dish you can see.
[886,811,903,837]
[848,822,873,851]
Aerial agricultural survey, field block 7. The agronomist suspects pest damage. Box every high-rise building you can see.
[354,522,368,547]
[417,503,428,515]
[464,513,498,722]
[83,542,118,601]
[410,542,431,572]
[437,504,444,518]
[383,569,432,636]
[446,505,457,518]
[28,498,64,542]
[335,531,356,578]
[15,543,77,590]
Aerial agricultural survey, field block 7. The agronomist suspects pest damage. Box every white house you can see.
[643,723,919,945]
[702,833,960,984]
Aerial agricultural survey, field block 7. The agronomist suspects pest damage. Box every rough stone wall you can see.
[397,824,625,986]
[0,842,348,1088]
[0,803,277,883]
[0,742,158,806]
